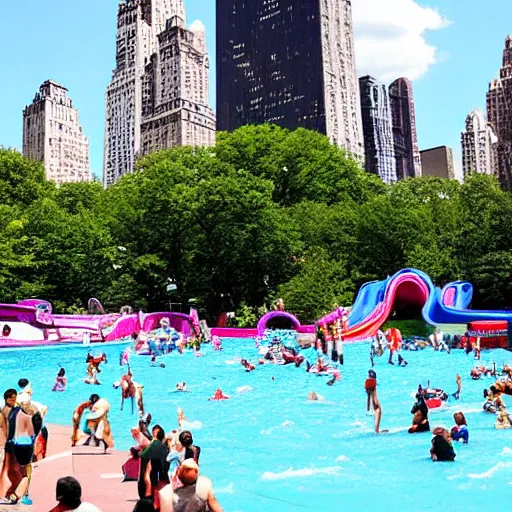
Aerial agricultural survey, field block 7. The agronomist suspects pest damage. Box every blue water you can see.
[1,340,512,511]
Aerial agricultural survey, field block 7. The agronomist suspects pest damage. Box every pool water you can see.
[1,340,512,511]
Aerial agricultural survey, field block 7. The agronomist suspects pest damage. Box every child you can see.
[450,412,469,443]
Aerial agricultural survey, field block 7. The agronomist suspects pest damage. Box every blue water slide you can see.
[348,278,389,327]
[347,268,512,332]
[441,281,473,310]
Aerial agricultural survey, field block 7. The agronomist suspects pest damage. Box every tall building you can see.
[487,35,512,189]
[461,109,498,178]
[420,146,455,179]
[389,78,422,180]
[103,0,175,186]
[139,14,215,155]
[23,80,91,183]
[216,0,364,160]
[359,76,397,184]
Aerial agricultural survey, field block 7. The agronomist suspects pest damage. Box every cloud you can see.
[352,0,450,83]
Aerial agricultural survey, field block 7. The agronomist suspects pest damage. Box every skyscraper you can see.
[23,80,91,183]
[487,35,512,189]
[389,78,422,180]
[103,0,175,186]
[461,109,497,178]
[420,146,455,180]
[359,76,397,184]
[216,0,364,160]
[139,14,215,155]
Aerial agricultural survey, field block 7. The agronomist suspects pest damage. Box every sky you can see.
[0,0,511,180]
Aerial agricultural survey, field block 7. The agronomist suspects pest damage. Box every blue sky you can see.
[0,0,510,179]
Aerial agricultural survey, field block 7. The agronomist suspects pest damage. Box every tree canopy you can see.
[0,128,511,324]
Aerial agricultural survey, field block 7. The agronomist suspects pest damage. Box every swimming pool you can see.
[0,340,511,511]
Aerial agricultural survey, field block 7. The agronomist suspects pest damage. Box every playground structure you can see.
[0,298,199,348]
[213,268,512,347]
[3,268,512,349]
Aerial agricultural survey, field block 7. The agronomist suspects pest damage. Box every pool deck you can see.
[5,424,137,512]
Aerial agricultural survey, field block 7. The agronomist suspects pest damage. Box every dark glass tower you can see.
[216,0,364,160]
[389,78,422,180]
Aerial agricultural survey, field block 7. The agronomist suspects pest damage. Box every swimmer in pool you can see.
[364,370,382,433]
[52,368,67,392]
[241,359,256,372]
[409,392,430,434]
[450,412,469,443]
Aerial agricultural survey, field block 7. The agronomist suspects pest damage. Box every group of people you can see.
[0,379,48,505]
[125,408,223,512]
[363,369,469,457]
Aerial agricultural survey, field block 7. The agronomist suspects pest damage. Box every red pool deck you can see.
[5,424,137,512]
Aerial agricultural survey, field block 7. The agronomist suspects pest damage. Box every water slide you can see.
[337,268,512,341]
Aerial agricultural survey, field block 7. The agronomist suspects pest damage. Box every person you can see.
[84,395,114,452]
[16,378,48,418]
[138,425,170,507]
[121,346,131,366]
[211,336,222,351]
[0,389,42,505]
[308,392,319,401]
[496,403,512,430]
[492,381,512,396]
[71,394,113,452]
[208,389,229,401]
[1,325,11,337]
[364,370,382,433]
[71,399,92,447]
[430,427,456,462]
[161,458,223,512]
[409,392,430,434]
[370,332,384,367]
[175,383,187,392]
[178,431,200,465]
[452,374,462,400]
[123,414,153,482]
[48,476,101,511]
[53,368,67,392]
[85,352,107,385]
[483,388,504,413]
[240,359,255,372]
[450,412,469,443]
[119,368,137,413]
[385,328,407,366]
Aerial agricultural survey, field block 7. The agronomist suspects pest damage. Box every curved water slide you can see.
[336,269,512,341]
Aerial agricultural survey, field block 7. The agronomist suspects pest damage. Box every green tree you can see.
[277,250,355,324]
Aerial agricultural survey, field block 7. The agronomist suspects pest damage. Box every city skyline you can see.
[1,1,512,180]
